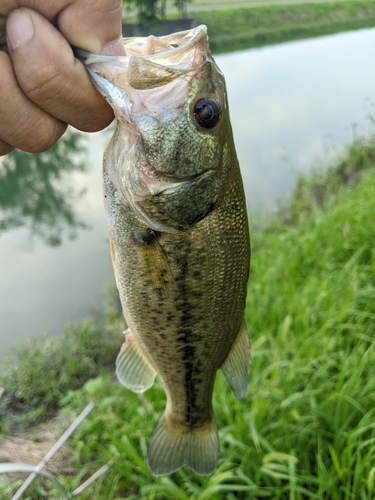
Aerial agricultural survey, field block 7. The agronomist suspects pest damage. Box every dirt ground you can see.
[0,414,76,481]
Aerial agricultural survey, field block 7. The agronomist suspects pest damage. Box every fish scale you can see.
[79,24,251,476]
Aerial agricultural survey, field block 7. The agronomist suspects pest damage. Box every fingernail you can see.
[7,10,34,50]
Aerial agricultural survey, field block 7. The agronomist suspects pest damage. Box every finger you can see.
[0,0,125,55]
[0,50,67,153]
[0,138,14,157]
[58,0,125,55]
[7,9,114,132]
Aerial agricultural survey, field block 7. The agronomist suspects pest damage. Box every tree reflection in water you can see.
[0,129,89,246]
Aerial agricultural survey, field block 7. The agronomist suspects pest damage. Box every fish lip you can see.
[74,25,208,66]
[125,24,208,63]
[139,165,206,196]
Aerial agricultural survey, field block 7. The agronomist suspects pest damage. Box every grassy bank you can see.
[1,130,375,498]
[122,0,375,52]
[193,0,375,52]
[0,284,125,432]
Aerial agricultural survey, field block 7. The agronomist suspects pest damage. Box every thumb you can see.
[58,0,125,55]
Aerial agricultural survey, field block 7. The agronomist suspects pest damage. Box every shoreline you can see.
[122,0,375,53]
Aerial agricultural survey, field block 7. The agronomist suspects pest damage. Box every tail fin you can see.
[147,413,219,476]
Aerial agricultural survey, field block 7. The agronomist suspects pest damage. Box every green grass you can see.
[1,132,374,498]
[0,283,125,432]
[274,123,375,226]
[193,0,375,52]
[123,0,375,53]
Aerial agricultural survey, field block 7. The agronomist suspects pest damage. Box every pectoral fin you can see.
[220,321,251,400]
[116,329,156,393]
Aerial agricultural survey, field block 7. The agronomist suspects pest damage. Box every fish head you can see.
[81,25,235,232]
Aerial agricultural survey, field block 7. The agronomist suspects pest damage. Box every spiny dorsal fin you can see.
[147,412,219,476]
[116,329,156,393]
[220,320,251,400]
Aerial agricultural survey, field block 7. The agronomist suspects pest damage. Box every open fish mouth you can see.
[74,25,211,120]
[75,25,208,72]
[74,25,209,93]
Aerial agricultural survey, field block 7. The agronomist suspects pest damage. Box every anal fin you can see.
[220,320,251,400]
[116,329,156,393]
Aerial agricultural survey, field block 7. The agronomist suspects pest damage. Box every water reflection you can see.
[217,27,375,212]
[0,130,88,246]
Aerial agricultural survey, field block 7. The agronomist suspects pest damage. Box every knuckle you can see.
[25,120,67,153]
[80,0,123,16]
[22,67,68,104]
[0,97,66,153]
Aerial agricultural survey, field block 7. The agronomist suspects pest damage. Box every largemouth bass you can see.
[78,25,251,476]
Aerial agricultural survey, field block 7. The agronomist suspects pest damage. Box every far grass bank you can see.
[193,0,375,52]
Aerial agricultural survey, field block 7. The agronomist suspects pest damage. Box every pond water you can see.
[1,27,374,358]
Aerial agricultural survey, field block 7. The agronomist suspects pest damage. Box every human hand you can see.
[0,0,125,156]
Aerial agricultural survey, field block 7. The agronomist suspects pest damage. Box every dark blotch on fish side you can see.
[131,228,161,245]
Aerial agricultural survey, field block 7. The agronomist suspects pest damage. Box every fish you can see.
[77,24,251,476]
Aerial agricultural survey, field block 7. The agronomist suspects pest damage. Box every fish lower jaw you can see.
[139,169,196,196]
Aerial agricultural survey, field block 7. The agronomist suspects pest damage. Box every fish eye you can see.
[193,98,221,129]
